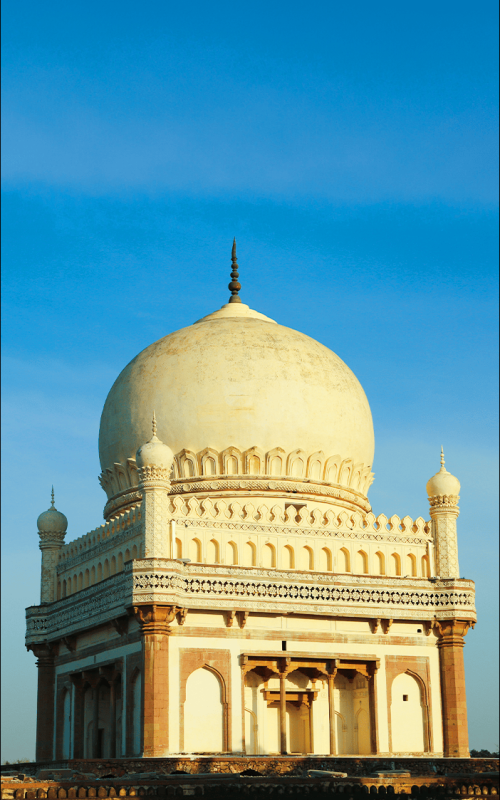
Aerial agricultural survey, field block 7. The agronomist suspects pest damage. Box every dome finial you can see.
[51,486,55,507]
[228,238,242,304]
[440,446,445,470]
[152,411,157,437]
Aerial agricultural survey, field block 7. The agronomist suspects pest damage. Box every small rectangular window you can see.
[403,695,408,701]
[282,641,287,651]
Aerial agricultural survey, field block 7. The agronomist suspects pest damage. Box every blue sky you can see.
[2,0,498,761]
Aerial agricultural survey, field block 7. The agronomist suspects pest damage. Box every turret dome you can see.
[37,488,68,534]
[426,448,461,499]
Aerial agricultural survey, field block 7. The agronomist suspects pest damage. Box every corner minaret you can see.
[135,413,175,559]
[426,447,461,579]
[37,487,68,603]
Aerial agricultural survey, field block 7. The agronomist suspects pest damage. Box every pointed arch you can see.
[110,556,116,576]
[242,541,257,567]
[319,547,332,572]
[282,544,295,570]
[390,552,401,576]
[262,542,276,568]
[226,540,238,565]
[189,538,202,563]
[117,553,123,572]
[406,553,417,577]
[375,551,385,575]
[207,538,220,564]
[355,550,369,574]
[103,559,110,579]
[338,547,351,573]
[175,538,183,559]
[299,545,314,570]
[421,555,430,577]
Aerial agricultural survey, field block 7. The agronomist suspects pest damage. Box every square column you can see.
[133,604,179,757]
[435,618,473,757]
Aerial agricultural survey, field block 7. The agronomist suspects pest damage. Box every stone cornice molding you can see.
[25,561,476,646]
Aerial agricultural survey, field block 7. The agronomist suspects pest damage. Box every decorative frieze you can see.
[26,559,476,646]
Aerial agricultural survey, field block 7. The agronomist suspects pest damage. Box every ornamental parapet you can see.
[26,559,476,646]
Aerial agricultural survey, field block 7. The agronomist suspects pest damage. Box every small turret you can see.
[136,414,174,559]
[37,488,67,603]
[426,449,460,579]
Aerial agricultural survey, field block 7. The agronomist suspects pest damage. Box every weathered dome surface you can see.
[99,304,375,481]
[37,505,68,534]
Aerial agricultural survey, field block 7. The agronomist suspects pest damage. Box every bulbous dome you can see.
[99,303,374,473]
[426,450,460,498]
[136,415,175,471]
[37,491,68,534]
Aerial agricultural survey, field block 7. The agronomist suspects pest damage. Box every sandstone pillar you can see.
[327,665,337,755]
[435,618,473,757]
[133,604,178,757]
[29,643,57,762]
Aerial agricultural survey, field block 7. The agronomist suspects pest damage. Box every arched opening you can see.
[406,553,417,577]
[189,538,202,563]
[355,550,369,574]
[131,545,138,559]
[184,667,224,752]
[62,688,71,759]
[390,553,401,576]
[132,672,142,756]
[117,553,123,572]
[338,547,351,573]
[375,551,385,575]
[319,547,332,572]
[226,541,238,565]
[97,563,102,582]
[110,556,116,575]
[299,546,314,571]
[243,541,257,567]
[78,573,83,591]
[390,672,426,753]
[262,543,276,568]
[124,549,131,562]
[421,555,430,577]
[57,581,62,600]
[103,560,110,579]
[282,545,295,570]
[90,566,96,585]
[207,539,220,564]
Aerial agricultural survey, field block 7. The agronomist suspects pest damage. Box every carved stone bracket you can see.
[132,603,179,635]
[226,610,236,628]
[434,618,474,645]
[371,618,381,634]
[61,635,77,652]
[177,608,188,626]
[239,610,249,629]
[111,617,128,637]
[382,619,393,634]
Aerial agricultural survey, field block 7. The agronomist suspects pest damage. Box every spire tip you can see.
[228,239,242,303]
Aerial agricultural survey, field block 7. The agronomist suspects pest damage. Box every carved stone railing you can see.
[26,559,476,646]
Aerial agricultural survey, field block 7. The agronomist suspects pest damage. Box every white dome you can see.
[98,303,375,518]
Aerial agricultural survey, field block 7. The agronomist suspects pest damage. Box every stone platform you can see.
[1,758,498,798]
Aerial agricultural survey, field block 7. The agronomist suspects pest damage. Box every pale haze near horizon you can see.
[1,0,498,762]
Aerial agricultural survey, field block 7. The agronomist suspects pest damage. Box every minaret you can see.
[426,447,461,579]
[135,412,175,559]
[37,487,68,603]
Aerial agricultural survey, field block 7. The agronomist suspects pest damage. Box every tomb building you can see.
[26,243,475,761]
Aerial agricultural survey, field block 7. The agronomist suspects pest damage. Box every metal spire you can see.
[152,411,157,437]
[228,238,242,303]
[51,486,55,507]
[440,446,445,470]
